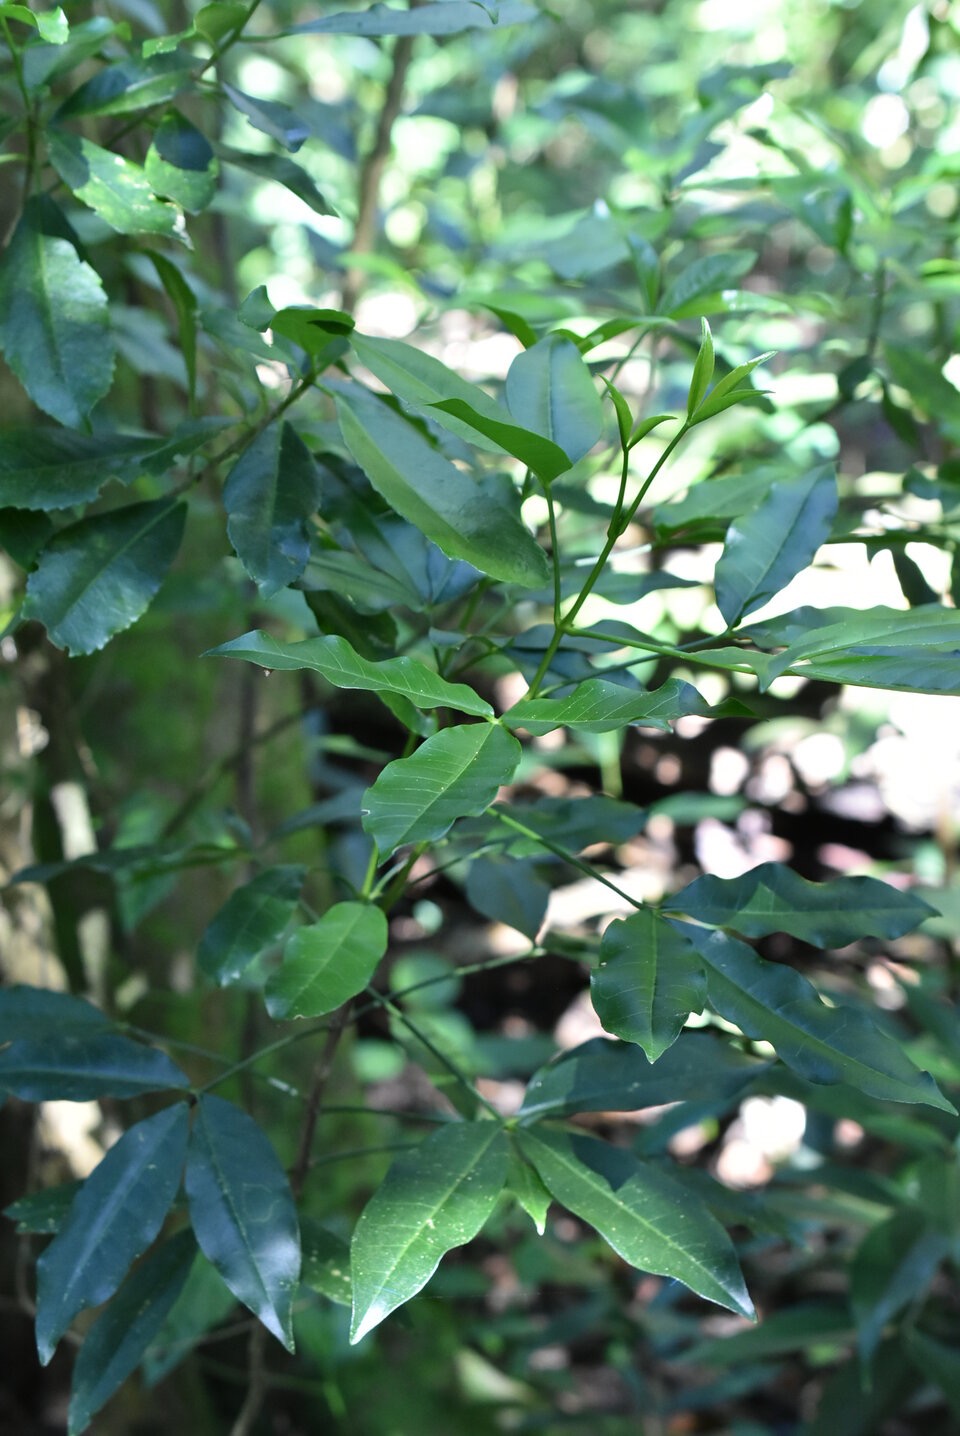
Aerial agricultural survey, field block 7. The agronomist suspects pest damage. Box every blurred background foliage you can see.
[4,0,960,1432]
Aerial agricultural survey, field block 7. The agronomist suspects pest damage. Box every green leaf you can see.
[591,911,706,1061]
[197,865,305,986]
[35,1104,189,1364]
[660,250,756,318]
[1,4,68,41]
[300,1217,352,1306]
[349,1121,508,1343]
[206,629,493,716]
[147,252,198,401]
[0,1031,189,1101]
[141,1252,237,1387]
[687,317,715,417]
[0,984,109,1042]
[145,111,219,213]
[653,465,784,534]
[0,507,53,566]
[505,1150,552,1234]
[688,351,774,426]
[503,677,724,736]
[519,1032,766,1122]
[905,1329,960,1421]
[217,146,336,215]
[465,854,550,941]
[505,335,603,464]
[362,723,521,857]
[429,398,571,481]
[185,1095,300,1351]
[0,198,114,427]
[22,499,187,655]
[287,1,537,35]
[715,465,838,626]
[688,925,956,1112]
[494,794,647,854]
[850,1210,947,1365]
[223,423,322,597]
[0,428,178,511]
[67,1230,195,1436]
[5,1181,83,1234]
[758,604,960,696]
[518,1128,753,1318]
[265,902,388,1019]
[271,306,355,351]
[222,83,308,152]
[57,53,192,118]
[335,390,549,588]
[666,863,937,947]
[48,131,184,238]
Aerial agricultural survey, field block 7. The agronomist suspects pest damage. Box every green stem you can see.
[367,989,503,1121]
[495,811,642,911]
[1,17,38,242]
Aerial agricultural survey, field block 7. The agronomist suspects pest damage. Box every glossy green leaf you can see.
[266,902,388,1019]
[57,53,192,118]
[660,250,756,318]
[48,131,183,238]
[591,910,706,1061]
[505,335,603,464]
[67,1230,195,1436]
[185,1095,300,1350]
[300,1217,352,1306]
[336,391,549,588]
[0,428,175,511]
[465,854,550,940]
[687,317,715,417]
[429,398,571,481]
[350,1121,508,1343]
[0,984,109,1042]
[504,677,724,736]
[666,863,936,947]
[35,1104,189,1364]
[518,1128,753,1318]
[850,1210,947,1365]
[519,1031,764,1122]
[688,351,774,426]
[715,465,838,626]
[1,4,68,41]
[222,83,308,151]
[0,1031,188,1101]
[688,925,956,1111]
[145,111,218,213]
[0,199,114,427]
[197,865,305,986]
[223,422,322,597]
[363,722,521,856]
[218,146,335,215]
[22,499,186,655]
[287,1,536,34]
[207,629,492,716]
[760,604,960,695]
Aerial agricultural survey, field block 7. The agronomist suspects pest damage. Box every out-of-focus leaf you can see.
[56,53,192,118]
[223,423,322,597]
[0,428,177,510]
[465,854,550,940]
[218,146,336,215]
[660,250,756,317]
[222,83,308,151]
[197,865,305,986]
[285,1,537,35]
[4,1181,83,1235]
[850,1210,947,1364]
[300,1217,351,1306]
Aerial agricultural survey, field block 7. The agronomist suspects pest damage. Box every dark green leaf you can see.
[218,146,336,215]
[0,1031,188,1102]
[494,794,646,854]
[223,423,322,597]
[0,984,109,1042]
[503,676,724,736]
[198,865,305,985]
[465,854,550,940]
[682,1302,852,1367]
[505,335,603,464]
[0,507,53,566]
[147,252,198,401]
[286,1,537,35]
[185,1095,300,1350]
[145,111,219,213]
[57,53,192,118]
[141,1253,236,1386]
[266,902,388,1018]
[905,1329,960,1421]
[35,1104,189,1364]
[0,428,176,511]
[429,398,571,481]
[4,1181,83,1235]
[48,131,184,238]
[591,910,706,1061]
[850,1210,947,1365]
[222,83,308,152]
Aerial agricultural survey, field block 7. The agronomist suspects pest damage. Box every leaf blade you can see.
[591,910,706,1061]
[266,902,388,1019]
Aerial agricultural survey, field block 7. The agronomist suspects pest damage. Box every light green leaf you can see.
[687,317,715,417]
[760,605,960,696]
[0,428,175,511]
[349,1121,508,1343]
[505,335,603,464]
[0,1031,188,1101]
[1,4,68,42]
[266,902,388,1019]
[666,863,937,947]
[48,131,184,238]
[505,1150,552,1235]
[194,1,247,44]
[715,465,838,626]
[688,925,956,1112]
[429,398,571,481]
[185,1095,300,1351]
[0,198,114,427]
[67,1230,195,1436]
[363,723,521,857]
[270,306,355,353]
[57,53,192,118]
[518,1128,754,1318]
[336,390,549,588]
[287,1,537,35]
[217,146,336,215]
[300,1217,352,1306]
[206,629,492,716]
[22,498,187,655]
[35,1104,189,1364]
[688,351,773,426]
[591,910,706,1061]
[145,111,219,213]
[503,676,723,736]
[223,422,322,597]
[660,250,756,318]
[197,865,305,986]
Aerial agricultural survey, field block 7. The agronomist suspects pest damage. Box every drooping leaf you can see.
[145,111,219,213]
[505,335,603,464]
[429,398,571,481]
[223,423,322,597]
[505,1150,552,1234]
[285,1,537,35]
[217,146,336,215]
[35,1104,190,1364]
[197,865,306,986]
[67,1230,196,1436]
[266,902,388,1019]
[363,723,521,857]
[666,863,937,947]
[349,1121,508,1343]
[336,390,549,588]
[465,854,550,940]
[56,52,192,117]
[688,925,956,1111]
[591,910,706,1061]
[22,499,187,654]
[222,83,309,151]
[503,676,728,736]
[0,428,177,511]
[185,1095,300,1350]
[0,198,114,426]
[518,1128,754,1318]
[206,629,492,716]
[48,131,184,238]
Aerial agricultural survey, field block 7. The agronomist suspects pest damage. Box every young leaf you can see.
[22,499,187,654]
[505,1150,553,1234]
[505,335,603,464]
[518,1128,754,1318]
[48,131,184,238]
[688,351,774,426]
[666,863,937,947]
[185,1095,301,1351]
[349,1121,508,1343]
[503,676,726,736]
[223,422,322,597]
[0,1031,188,1101]
[429,398,571,481]
[362,723,521,857]
[688,925,956,1112]
[67,1230,196,1436]
[686,317,715,417]
[265,902,388,1019]
[335,391,549,588]
[35,1104,190,1364]
[197,865,306,986]
[591,910,706,1061]
[0,198,114,427]
[207,629,492,716]
[145,111,219,213]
